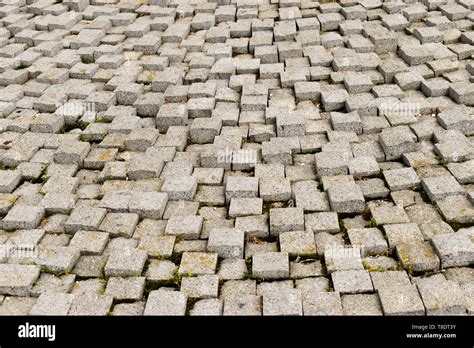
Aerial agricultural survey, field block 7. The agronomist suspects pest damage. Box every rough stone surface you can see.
[0,0,471,317]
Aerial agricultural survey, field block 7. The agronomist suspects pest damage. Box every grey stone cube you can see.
[104,249,147,277]
[0,264,40,296]
[165,215,203,240]
[269,207,305,236]
[207,228,245,259]
[2,205,45,230]
[263,289,303,316]
[144,290,187,316]
[331,270,374,294]
[252,252,289,280]
[378,285,425,315]
[0,170,21,193]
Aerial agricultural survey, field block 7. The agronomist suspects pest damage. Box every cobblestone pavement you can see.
[0,0,473,316]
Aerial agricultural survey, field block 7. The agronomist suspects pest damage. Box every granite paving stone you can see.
[0,0,471,317]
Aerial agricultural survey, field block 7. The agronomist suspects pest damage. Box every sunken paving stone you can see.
[0,0,472,316]
[190,299,223,316]
[370,271,412,290]
[331,270,374,294]
[342,294,383,316]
